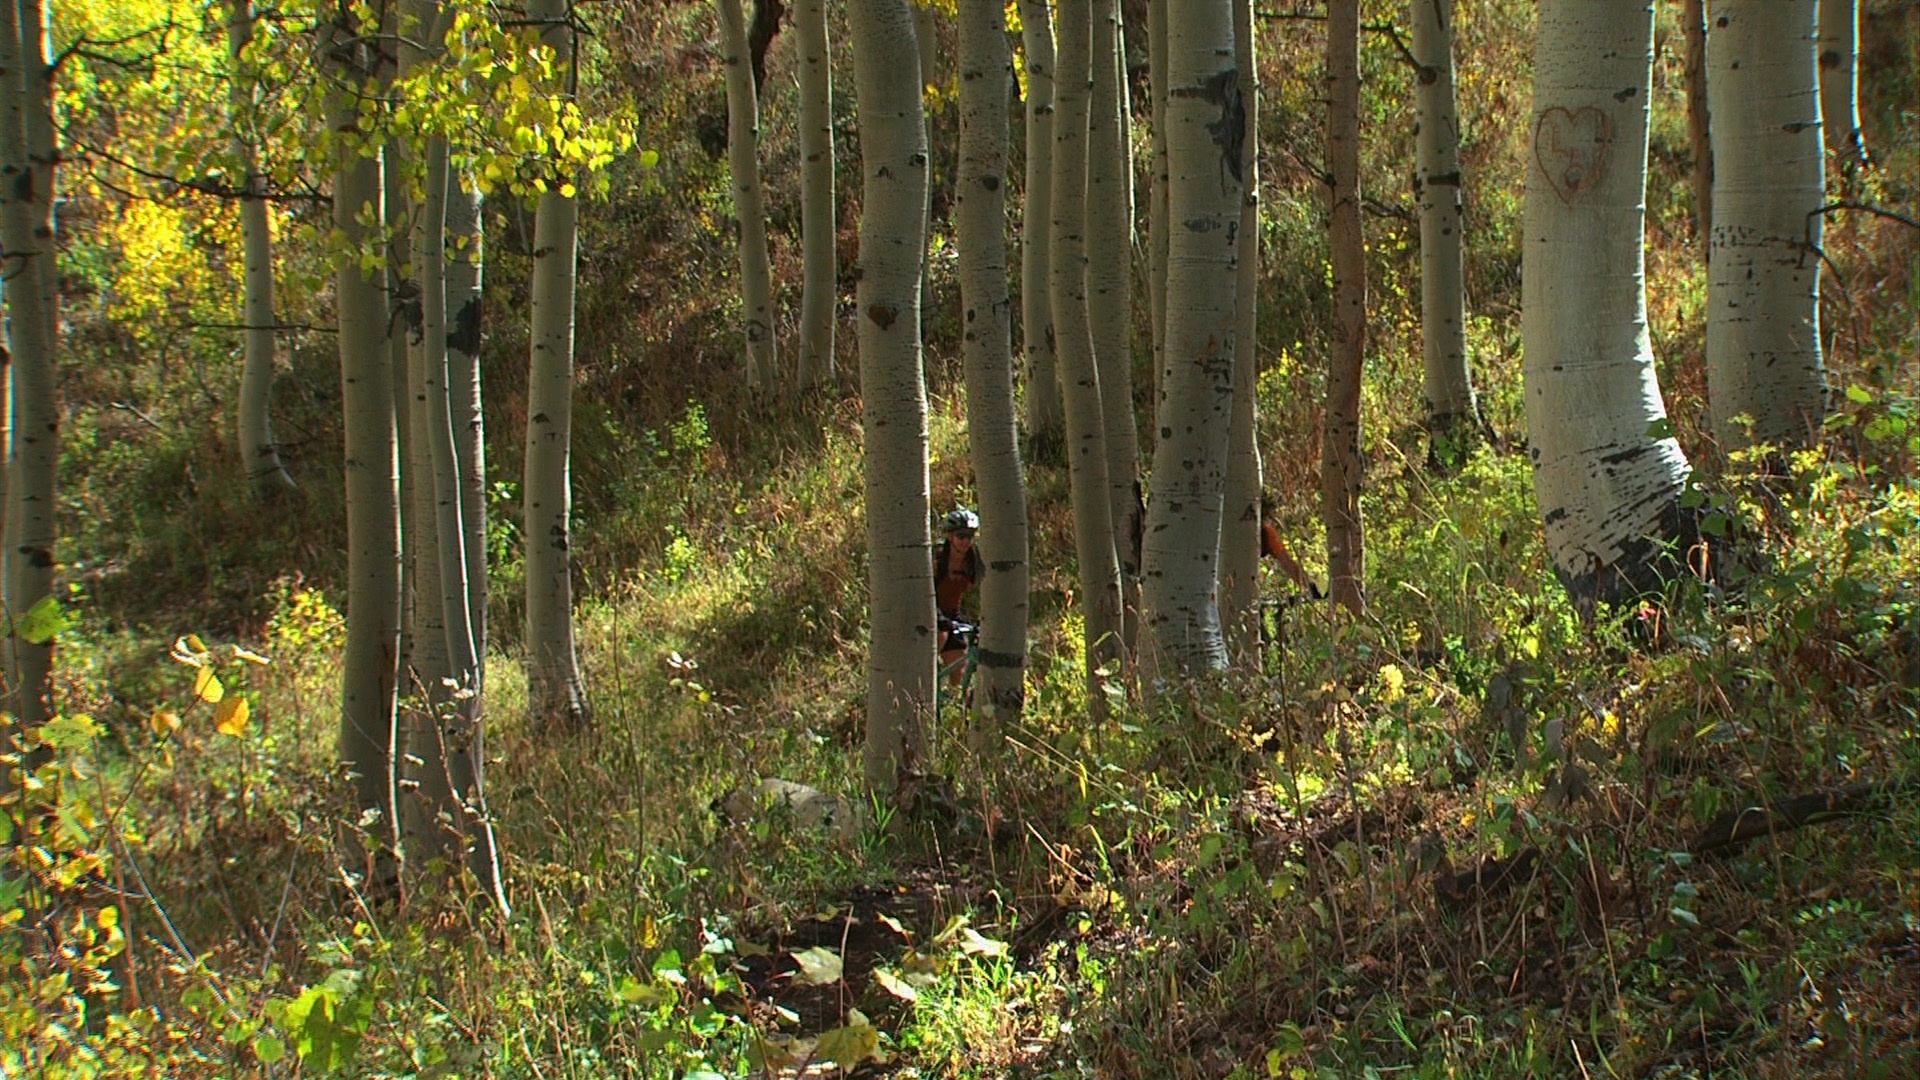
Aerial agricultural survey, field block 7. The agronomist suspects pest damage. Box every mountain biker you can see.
[933,508,982,679]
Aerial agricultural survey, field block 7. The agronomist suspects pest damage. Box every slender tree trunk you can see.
[1220,0,1263,667]
[1524,0,1694,612]
[958,0,1029,729]
[717,0,779,390]
[1412,0,1480,458]
[915,2,943,343]
[1706,0,1826,453]
[1322,0,1366,614]
[795,0,836,390]
[0,0,57,731]
[1146,0,1170,431]
[441,168,503,908]
[1683,0,1712,252]
[1019,0,1064,456]
[385,152,416,681]
[1818,0,1867,169]
[524,0,590,731]
[1088,0,1141,654]
[850,0,934,794]
[1141,0,1241,677]
[322,9,401,886]
[448,175,488,691]
[228,0,295,497]
[1051,0,1125,694]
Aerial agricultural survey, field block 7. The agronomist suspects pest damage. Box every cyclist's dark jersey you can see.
[933,539,982,617]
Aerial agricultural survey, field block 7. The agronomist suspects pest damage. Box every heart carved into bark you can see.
[1534,106,1612,205]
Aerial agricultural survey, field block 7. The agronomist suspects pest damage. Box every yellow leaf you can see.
[214,697,250,737]
[149,709,181,737]
[559,182,577,199]
[194,666,225,704]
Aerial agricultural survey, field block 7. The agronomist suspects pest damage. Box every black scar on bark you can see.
[1556,494,1725,622]
[447,296,483,357]
[1173,67,1244,184]
[748,0,786,96]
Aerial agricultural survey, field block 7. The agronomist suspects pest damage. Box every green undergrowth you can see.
[11,380,1920,1078]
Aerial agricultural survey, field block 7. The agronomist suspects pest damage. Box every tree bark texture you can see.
[1522,0,1694,611]
[448,176,488,684]
[795,0,836,390]
[1219,0,1262,667]
[1322,0,1366,615]
[1411,0,1480,450]
[1019,0,1064,454]
[850,0,935,794]
[1141,0,1242,676]
[1050,0,1125,693]
[1683,0,1712,252]
[523,0,590,732]
[0,0,57,731]
[1818,0,1867,168]
[718,0,779,389]
[1147,0,1171,432]
[1706,0,1826,453]
[228,0,295,497]
[1088,0,1141,654]
[322,10,401,881]
[957,0,1029,729]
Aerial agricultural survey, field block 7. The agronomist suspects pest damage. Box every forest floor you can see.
[19,384,1920,1079]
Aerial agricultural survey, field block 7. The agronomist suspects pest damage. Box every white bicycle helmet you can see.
[942,508,980,532]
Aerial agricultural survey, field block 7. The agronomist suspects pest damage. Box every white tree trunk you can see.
[958,0,1029,728]
[321,11,401,880]
[1707,0,1826,453]
[1817,0,1867,168]
[1219,0,1262,666]
[795,0,836,390]
[850,0,934,794]
[1051,0,1125,690]
[1088,0,1140,653]
[717,0,778,390]
[448,175,488,687]
[0,0,57,730]
[1019,0,1064,454]
[1523,0,1693,610]
[1323,0,1366,614]
[228,0,295,496]
[1140,0,1241,676]
[1412,0,1479,449]
[524,0,590,731]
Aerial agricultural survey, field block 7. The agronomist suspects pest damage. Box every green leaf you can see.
[872,966,919,1002]
[814,1012,882,1069]
[790,945,843,985]
[1645,417,1677,439]
[252,1034,286,1063]
[639,148,660,169]
[36,714,101,751]
[16,595,71,644]
[1846,384,1874,404]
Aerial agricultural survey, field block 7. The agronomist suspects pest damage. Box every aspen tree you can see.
[1411,0,1481,457]
[1706,0,1826,452]
[1523,0,1695,610]
[228,0,295,496]
[321,4,402,882]
[1220,0,1263,666]
[1323,0,1366,614]
[523,0,591,730]
[717,0,778,389]
[1141,0,1242,676]
[850,0,935,793]
[1051,0,1125,692]
[1019,0,1064,454]
[795,0,836,390]
[1088,0,1141,652]
[957,0,1029,727]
